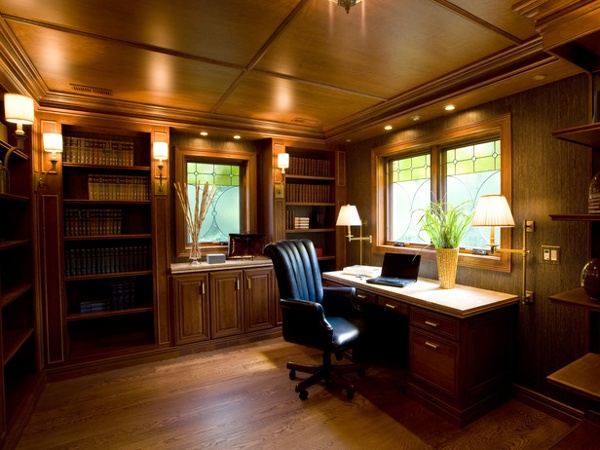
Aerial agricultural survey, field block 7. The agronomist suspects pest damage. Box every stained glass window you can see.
[186,162,240,243]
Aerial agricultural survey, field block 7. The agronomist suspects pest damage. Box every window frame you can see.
[174,146,257,258]
[371,114,512,272]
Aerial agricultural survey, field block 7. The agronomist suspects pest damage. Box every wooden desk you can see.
[323,271,519,426]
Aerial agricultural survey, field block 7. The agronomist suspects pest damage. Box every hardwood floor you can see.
[17,338,577,450]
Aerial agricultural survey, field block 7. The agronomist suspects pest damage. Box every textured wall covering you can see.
[344,74,591,407]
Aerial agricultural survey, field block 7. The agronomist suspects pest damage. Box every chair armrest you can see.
[322,286,362,318]
[280,298,333,348]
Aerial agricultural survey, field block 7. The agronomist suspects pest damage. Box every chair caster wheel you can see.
[289,369,296,380]
[346,388,355,400]
[299,390,308,400]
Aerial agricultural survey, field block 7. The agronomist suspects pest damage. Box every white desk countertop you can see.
[171,257,272,274]
[323,270,519,318]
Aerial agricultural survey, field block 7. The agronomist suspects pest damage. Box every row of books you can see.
[78,280,138,313]
[287,156,332,178]
[65,245,151,277]
[64,136,135,166]
[286,184,332,203]
[65,208,123,237]
[88,174,150,201]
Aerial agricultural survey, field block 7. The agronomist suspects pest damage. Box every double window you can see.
[372,114,512,271]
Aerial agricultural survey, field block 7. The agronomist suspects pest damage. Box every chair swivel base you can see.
[286,360,367,400]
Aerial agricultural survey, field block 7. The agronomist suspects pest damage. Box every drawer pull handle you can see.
[425,320,439,328]
[357,294,367,300]
[201,282,205,295]
[425,341,439,350]
[385,303,396,309]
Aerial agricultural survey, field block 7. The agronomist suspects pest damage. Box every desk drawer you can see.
[355,289,376,305]
[411,308,459,340]
[410,329,457,397]
[378,296,409,315]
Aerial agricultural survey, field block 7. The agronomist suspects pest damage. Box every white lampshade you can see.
[472,195,515,227]
[277,152,289,170]
[153,141,169,162]
[43,133,63,153]
[4,93,35,127]
[336,204,362,226]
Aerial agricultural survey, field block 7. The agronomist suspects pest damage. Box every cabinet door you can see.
[172,274,210,344]
[245,268,275,332]
[210,270,244,338]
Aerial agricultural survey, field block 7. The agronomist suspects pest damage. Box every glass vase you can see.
[189,234,202,266]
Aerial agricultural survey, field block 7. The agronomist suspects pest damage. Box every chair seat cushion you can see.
[327,316,365,349]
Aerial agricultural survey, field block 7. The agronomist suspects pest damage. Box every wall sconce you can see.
[153,141,169,195]
[472,194,535,304]
[43,132,63,173]
[336,204,372,266]
[2,93,34,194]
[278,152,289,175]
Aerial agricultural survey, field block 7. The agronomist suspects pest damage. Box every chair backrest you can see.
[263,239,324,304]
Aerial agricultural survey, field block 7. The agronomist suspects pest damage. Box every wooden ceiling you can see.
[0,0,588,143]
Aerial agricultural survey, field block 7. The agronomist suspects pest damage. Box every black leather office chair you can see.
[264,239,367,400]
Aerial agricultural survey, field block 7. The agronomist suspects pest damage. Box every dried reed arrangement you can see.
[174,181,217,263]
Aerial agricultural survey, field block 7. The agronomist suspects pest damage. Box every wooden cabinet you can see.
[408,305,517,426]
[172,273,210,344]
[0,129,42,446]
[171,262,278,346]
[284,147,338,272]
[59,125,156,361]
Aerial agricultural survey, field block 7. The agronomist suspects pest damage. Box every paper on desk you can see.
[342,265,381,277]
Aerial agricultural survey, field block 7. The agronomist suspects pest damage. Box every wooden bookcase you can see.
[548,123,600,407]
[60,125,155,361]
[283,147,337,272]
[0,129,42,445]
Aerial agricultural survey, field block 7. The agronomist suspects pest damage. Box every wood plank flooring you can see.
[17,338,577,450]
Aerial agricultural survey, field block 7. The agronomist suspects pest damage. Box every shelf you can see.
[65,270,153,282]
[63,163,151,172]
[286,202,335,207]
[286,228,336,233]
[63,199,151,205]
[550,214,600,221]
[552,123,600,148]
[2,327,34,366]
[64,234,152,241]
[67,305,154,321]
[0,282,33,308]
[285,175,335,181]
[549,287,600,312]
[0,239,30,252]
[547,353,600,402]
[0,192,29,203]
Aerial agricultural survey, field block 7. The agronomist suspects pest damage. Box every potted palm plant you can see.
[418,200,474,288]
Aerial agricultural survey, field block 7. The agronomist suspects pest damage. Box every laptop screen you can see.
[380,253,421,279]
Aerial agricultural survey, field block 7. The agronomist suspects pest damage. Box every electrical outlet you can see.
[541,245,560,265]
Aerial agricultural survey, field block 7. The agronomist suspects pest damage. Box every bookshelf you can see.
[284,147,337,271]
[61,125,155,360]
[0,129,42,446]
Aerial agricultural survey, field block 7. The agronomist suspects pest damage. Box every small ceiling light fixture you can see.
[411,115,421,122]
[200,131,208,136]
[233,135,241,140]
[532,74,547,81]
[384,125,393,131]
[330,0,363,14]
[444,104,456,111]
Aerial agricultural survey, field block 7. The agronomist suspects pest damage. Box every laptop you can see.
[366,253,421,288]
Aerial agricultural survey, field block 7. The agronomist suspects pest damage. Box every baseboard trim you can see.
[512,383,584,425]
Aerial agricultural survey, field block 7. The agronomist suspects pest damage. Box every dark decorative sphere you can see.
[580,258,600,300]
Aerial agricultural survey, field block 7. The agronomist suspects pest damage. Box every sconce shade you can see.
[4,93,34,125]
[329,0,363,13]
[277,152,289,170]
[472,194,515,227]
[336,204,362,226]
[43,133,63,153]
[153,141,169,161]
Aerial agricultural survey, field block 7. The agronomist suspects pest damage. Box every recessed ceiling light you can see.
[200,131,208,136]
[384,125,393,131]
[444,104,456,111]
[532,74,547,81]
[411,115,421,122]
[233,135,241,140]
